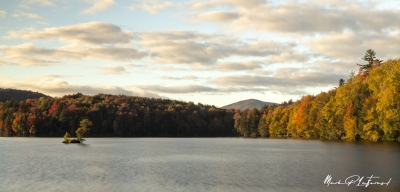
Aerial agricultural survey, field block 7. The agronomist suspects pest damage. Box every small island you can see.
[63,118,92,144]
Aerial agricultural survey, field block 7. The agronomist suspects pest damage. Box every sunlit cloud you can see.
[95,64,137,75]
[6,22,135,45]
[192,11,240,23]
[0,10,6,17]
[81,0,115,14]
[0,43,147,66]
[20,0,55,7]
[129,1,180,14]
[12,12,44,19]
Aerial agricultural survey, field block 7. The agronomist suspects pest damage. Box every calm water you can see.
[0,138,399,192]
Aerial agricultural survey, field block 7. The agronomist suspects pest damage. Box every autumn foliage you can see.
[233,58,400,141]
[0,94,235,137]
[1,55,399,141]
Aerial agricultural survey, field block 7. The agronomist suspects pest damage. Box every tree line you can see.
[234,50,400,141]
[0,93,235,137]
[1,50,399,141]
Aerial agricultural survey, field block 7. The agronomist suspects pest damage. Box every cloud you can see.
[209,71,346,94]
[0,55,59,67]
[0,76,161,98]
[18,4,31,9]
[141,38,292,65]
[12,12,44,19]
[142,40,220,64]
[5,23,297,67]
[138,30,213,41]
[97,66,128,74]
[0,61,8,66]
[81,0,115,14]
[161,75,201,80]
[0,10,6,17]
[95,64,135,75]
[6,22,135,45]
[190,1,222,10]
[190,0,265,10]
[193,11,240,23]
[0,43,147,66]
[189,0,400,34]
[225,0,266,9]
[140,84,218,94]
[214,60,263,71]
[40,74,82,80]
[21,0,55,7]
[307,31,400,61]
[138,84,266,94]
[129,1,179,14]
[267,53,310,64]
[36,21,49,25]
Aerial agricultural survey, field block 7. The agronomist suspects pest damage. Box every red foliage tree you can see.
[48,102,58,115]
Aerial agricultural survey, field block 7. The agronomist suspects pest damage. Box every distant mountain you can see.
[221,99,276,110]
[0,88,50,102]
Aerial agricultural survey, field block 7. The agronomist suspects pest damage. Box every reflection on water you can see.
[0,138,399,192]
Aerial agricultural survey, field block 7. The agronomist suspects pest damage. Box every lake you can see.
[0,138,399,192]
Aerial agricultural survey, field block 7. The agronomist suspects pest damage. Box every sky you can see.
[1,0,400,107]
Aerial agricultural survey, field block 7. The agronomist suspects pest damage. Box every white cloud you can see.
[36,21,49,25]
[6,22,135,45]
[141,37,292,65]
[95,64,136,75]
[161,75,201,80]
[0,61,8,66]
[192,11,240,23]
[18,4,31,9]
[81,0,115,14]
[140,84,218,93]
[40,74,82,80]
[208,71,346,95]
[0,55,59,67]
[189,0,265,10]
[0,10,6,17]
[307,31,400,61]
[12,12,44,19]
[129,1,179,14]
[138,84,266,94]
[214,60,263,71]
[0,43,147,66]
[3,25,299,68]
[20,0,55,7]
[266,52,310,64]
[188,0,400,34]
[138,30,212,41]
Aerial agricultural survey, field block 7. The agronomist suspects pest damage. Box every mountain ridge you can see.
[0,88,50,102]
[221,99,276,110]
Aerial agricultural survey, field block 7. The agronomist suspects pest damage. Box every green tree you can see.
[76,118,92,142]
[357,49,383,75]
[258,113,269,137]
[238,110,250,137]
[63,132,71,143]
[248,108,259,137]
[339,79,345,87]
[29,125,36,137]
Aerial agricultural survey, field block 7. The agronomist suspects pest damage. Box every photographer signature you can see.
[324,174,391,187]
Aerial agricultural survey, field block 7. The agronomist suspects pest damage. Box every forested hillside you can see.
[1,50,399,141]
[0,93,235,137]
[0,88,49,102]
[234,51,400,141]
